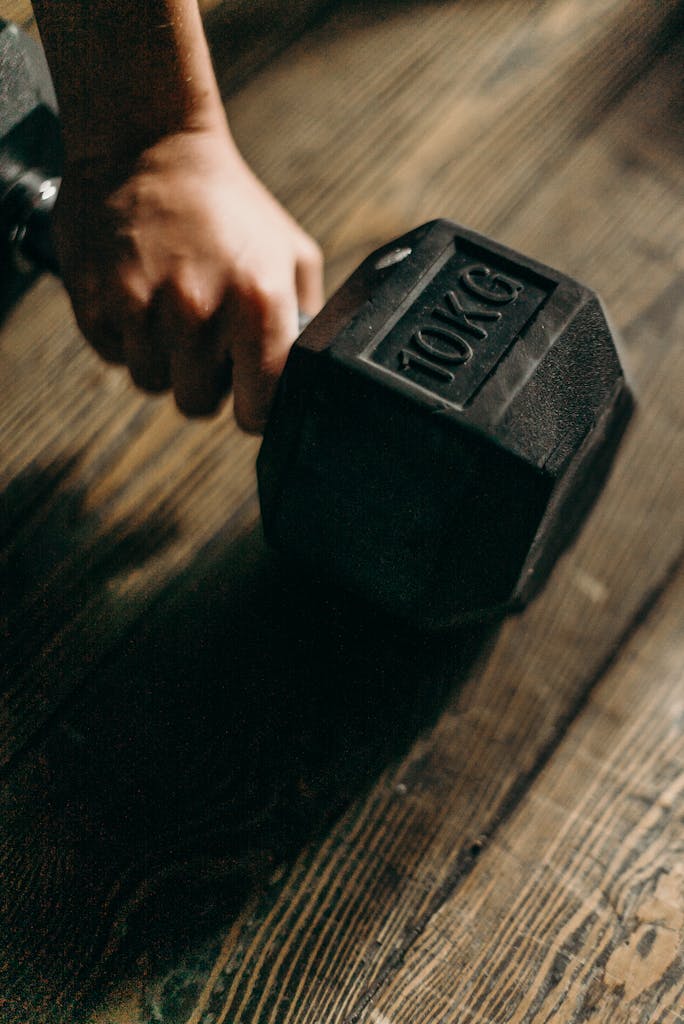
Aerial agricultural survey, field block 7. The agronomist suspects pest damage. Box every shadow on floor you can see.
[0,464,495,1022]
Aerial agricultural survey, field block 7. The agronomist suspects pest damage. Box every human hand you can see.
[53,125,324,430]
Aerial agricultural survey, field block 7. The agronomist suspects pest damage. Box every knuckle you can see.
[170,273,213,324]
[246,279,290,329]
[116,268,151,314]
[302,237,324,271]
[181,291,212,324]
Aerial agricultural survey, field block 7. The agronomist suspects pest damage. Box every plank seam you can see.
[341,548,684,1024]
[494,4,684,238]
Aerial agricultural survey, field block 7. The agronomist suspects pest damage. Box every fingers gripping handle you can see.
[4,171,313,338]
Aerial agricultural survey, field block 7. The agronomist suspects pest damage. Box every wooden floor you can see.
[1,1,683,1022]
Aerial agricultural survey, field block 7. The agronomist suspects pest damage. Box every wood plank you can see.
[0,0,31,28]
[369,568,684,1024]
[1,0,678,768]
[203,1,333,96]
[0,3,682,1021]
[0,1,332,92]
[0,304,262,771]
[228,0,683,288]
[83,37,684,1024]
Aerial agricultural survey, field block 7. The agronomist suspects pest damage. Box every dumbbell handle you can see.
[8,178,313,331]
[2,169,61,271]
[8,175,312,333]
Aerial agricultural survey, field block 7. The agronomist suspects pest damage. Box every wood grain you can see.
[0,1,332,99]
[2,0,679,767]
[203,0,333,96]
[93,31,684,1024]
[228,0,682,286]
[369,569,684,1024]
[0,1,682,1021]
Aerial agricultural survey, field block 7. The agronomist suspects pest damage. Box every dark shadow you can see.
[0,464,495,1023]
[203,0,443,98]
[1,457,180,702]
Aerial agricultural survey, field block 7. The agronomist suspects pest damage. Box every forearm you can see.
[31,0,228,162]
[31,0,323,427]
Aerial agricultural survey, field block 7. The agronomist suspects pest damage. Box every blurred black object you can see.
[0,19,62,315]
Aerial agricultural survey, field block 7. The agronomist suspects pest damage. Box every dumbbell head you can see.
[0,19,61,267]
[257,220,633,628]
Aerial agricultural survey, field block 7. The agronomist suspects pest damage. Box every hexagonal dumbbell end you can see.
[257,220,633,628]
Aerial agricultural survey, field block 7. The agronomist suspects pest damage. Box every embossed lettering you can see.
[461,265,524,305]
[413,326,472,364]
[399,349,456,382]
[372,245,551,406]
[433,289,501,342]
[409,288,500,367]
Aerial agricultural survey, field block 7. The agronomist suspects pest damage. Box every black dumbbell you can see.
[0,19,61,275]
[1,24,632,628]
[258,220,633,628]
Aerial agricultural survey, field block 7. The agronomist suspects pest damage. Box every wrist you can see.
[59,117,243,203]
[60,97,230,169]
